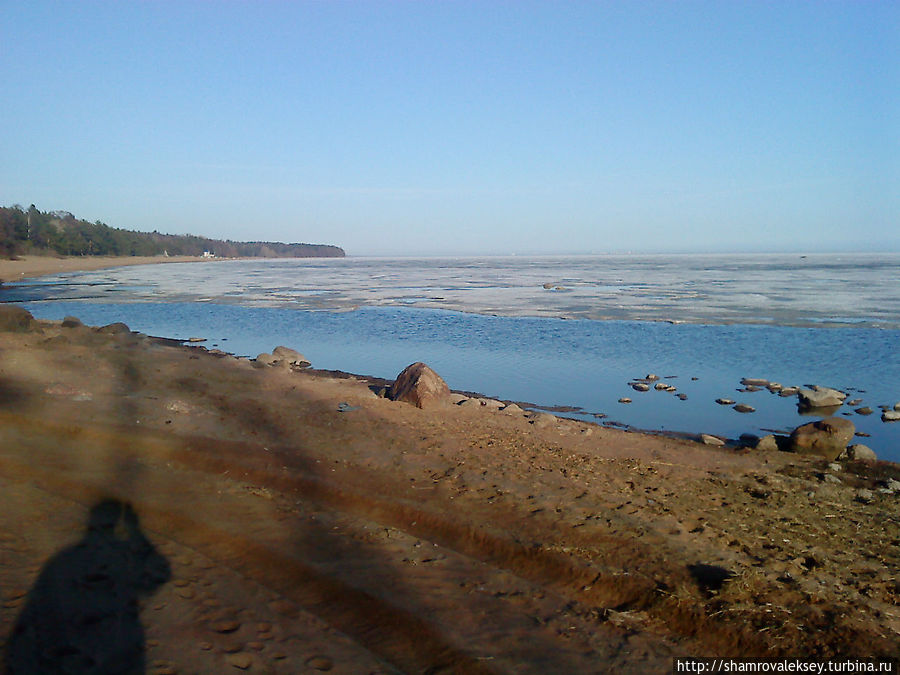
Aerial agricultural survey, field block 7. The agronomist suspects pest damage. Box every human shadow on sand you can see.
[4,499,171,675]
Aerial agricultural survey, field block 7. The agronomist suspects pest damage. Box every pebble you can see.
[701,434,725,446]
[733,404,755,413]
[618,398,632,404]
[631,383,650,392]
[305,655,334,671]
[226,653,253,670]
[212,619,241,633]
[715,398,735,405]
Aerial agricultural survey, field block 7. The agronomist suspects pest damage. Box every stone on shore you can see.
[787,417,855,461]
[272,345,311,368]
[701,434,725,446]
[845,444,877,461]
[755,435,780,452]
[0,305,38,332]
[96,322,131,335]
[61,315,83,328]
[390,362,451,409]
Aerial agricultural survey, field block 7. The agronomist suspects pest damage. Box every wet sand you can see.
[0,254,208,283]
[0,309,898,672]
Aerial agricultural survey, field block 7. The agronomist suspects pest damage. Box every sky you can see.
[2,1,898,256]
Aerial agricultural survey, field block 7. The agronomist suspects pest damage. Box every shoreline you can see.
[0,254,212,284]
[1,306,898,667]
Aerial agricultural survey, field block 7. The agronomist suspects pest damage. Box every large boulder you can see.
[390,362,451,409]
[787,417,855,461]
[0,305,38,332]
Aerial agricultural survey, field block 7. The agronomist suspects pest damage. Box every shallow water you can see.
[6,254,900,459]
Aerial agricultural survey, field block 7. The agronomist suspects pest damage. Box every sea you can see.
[4,253,899,462]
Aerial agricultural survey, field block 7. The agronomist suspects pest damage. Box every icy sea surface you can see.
[7,253,900,461]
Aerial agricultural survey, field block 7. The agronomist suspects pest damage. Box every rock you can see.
[855,489,875,504]
[739,433,759,446]
[766,383,783,392]
[390,362,451,409]
[530,413,558,428]
[715,398,734,405]
[798,387,845,409]
[272,345,311,368]
[542,282,555,289]
[787,417,855,461]
[823,474,842,484]
[827,462,843,472]
[755,435,780,451]
[855,407,873,415]
[882,410,900,422]
[885,479,900,492]
[847,444,877,461]
[255,352,277,367]
[733,404,755,413]
[677,393,688,400]
[741,378,769,387]
[779,387,800,397]
[500,403,523,415]
[631,383,650,392]
[0,305,38,332]
[225,653,254,670]
[895,402,900,411]
[305,655,334,671]
[448,393,469,404]
[480,398,504,410]
[846,398,862,406]
[618,397,632,404]
[700,434,725,446]
[61,315,83,328]
[96,322,131,334]
[654,382,668,391]
[645,374,659,381]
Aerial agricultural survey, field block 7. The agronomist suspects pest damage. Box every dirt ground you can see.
[1,313,898,674]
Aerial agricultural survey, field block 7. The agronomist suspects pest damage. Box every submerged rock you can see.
[390,362,451,409]
[798,387,845,409]
[787,417,855,461]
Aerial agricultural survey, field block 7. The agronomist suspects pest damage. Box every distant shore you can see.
[0,254,211,284]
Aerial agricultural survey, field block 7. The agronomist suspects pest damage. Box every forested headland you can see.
[0,204,345,259]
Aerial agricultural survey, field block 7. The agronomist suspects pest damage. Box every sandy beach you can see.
[0,254,208,284]
[0,301,898,673]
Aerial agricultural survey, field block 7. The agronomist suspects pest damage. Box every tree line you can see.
[0,204,345,259]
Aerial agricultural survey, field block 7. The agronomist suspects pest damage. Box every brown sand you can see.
[0,313,898,673]
[0,254,209,283]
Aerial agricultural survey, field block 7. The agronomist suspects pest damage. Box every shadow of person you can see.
[4,499,171,674]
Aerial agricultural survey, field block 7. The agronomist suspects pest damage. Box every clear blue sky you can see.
[2,1,898,255]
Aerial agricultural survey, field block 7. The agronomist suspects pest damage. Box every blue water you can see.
[17,299,900,462]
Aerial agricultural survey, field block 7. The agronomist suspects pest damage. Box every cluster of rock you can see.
[253,346,311,371]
